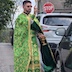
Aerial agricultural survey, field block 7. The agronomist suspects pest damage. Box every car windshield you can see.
[43,16,72,26]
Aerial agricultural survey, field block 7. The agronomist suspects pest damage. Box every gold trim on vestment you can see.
[26,16,32,72]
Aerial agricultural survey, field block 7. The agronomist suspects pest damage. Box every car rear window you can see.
[43,16,72,26]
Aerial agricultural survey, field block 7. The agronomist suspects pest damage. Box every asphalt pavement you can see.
[0,43,72,72]
[0,43,14,72]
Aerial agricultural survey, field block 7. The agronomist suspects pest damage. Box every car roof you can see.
[37,13,72,17]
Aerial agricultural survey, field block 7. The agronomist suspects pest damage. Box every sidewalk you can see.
[0,43,14,72]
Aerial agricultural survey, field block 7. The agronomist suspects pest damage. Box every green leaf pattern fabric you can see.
[14,13,40,72]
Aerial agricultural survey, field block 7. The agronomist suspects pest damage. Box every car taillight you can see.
[43,30,50,32]
[41,26,49,32]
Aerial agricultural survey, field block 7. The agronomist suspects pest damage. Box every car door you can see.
[59,24,72,72]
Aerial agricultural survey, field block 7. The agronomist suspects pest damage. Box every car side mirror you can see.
[55,28,65,36]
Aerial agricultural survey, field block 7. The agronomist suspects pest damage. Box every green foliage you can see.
[64,0,72,7]
[0,29,12,42]
[0,0,15,30]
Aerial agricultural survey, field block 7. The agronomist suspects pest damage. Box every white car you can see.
[36,13,72,44]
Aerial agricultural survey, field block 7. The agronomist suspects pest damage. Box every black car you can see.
[56,23,72,72]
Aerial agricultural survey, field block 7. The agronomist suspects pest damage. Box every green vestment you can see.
[14,13,41,72]
[31,19,56,72]
[14,13,56,72]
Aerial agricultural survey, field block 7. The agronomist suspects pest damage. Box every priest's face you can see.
[23,2,32,14]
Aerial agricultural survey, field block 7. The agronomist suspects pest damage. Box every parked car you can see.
[36,13,72,44]
[55,23,72,72]
[37,13,72,70]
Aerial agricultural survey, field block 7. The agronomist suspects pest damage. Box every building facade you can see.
[37,0,72,13]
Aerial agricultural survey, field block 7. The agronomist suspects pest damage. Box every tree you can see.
[64,0,72,8]
[0,0,15,30]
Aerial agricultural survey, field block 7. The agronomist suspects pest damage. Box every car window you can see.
[70,32,72,41]
[65,24,72,36]
[65,24,72,41]
[43,16,72,26]
[36,16,41,22]
[68,24,72,41]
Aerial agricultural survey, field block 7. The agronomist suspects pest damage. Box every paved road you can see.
[0,43,72,72]
[0,43,14,72]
